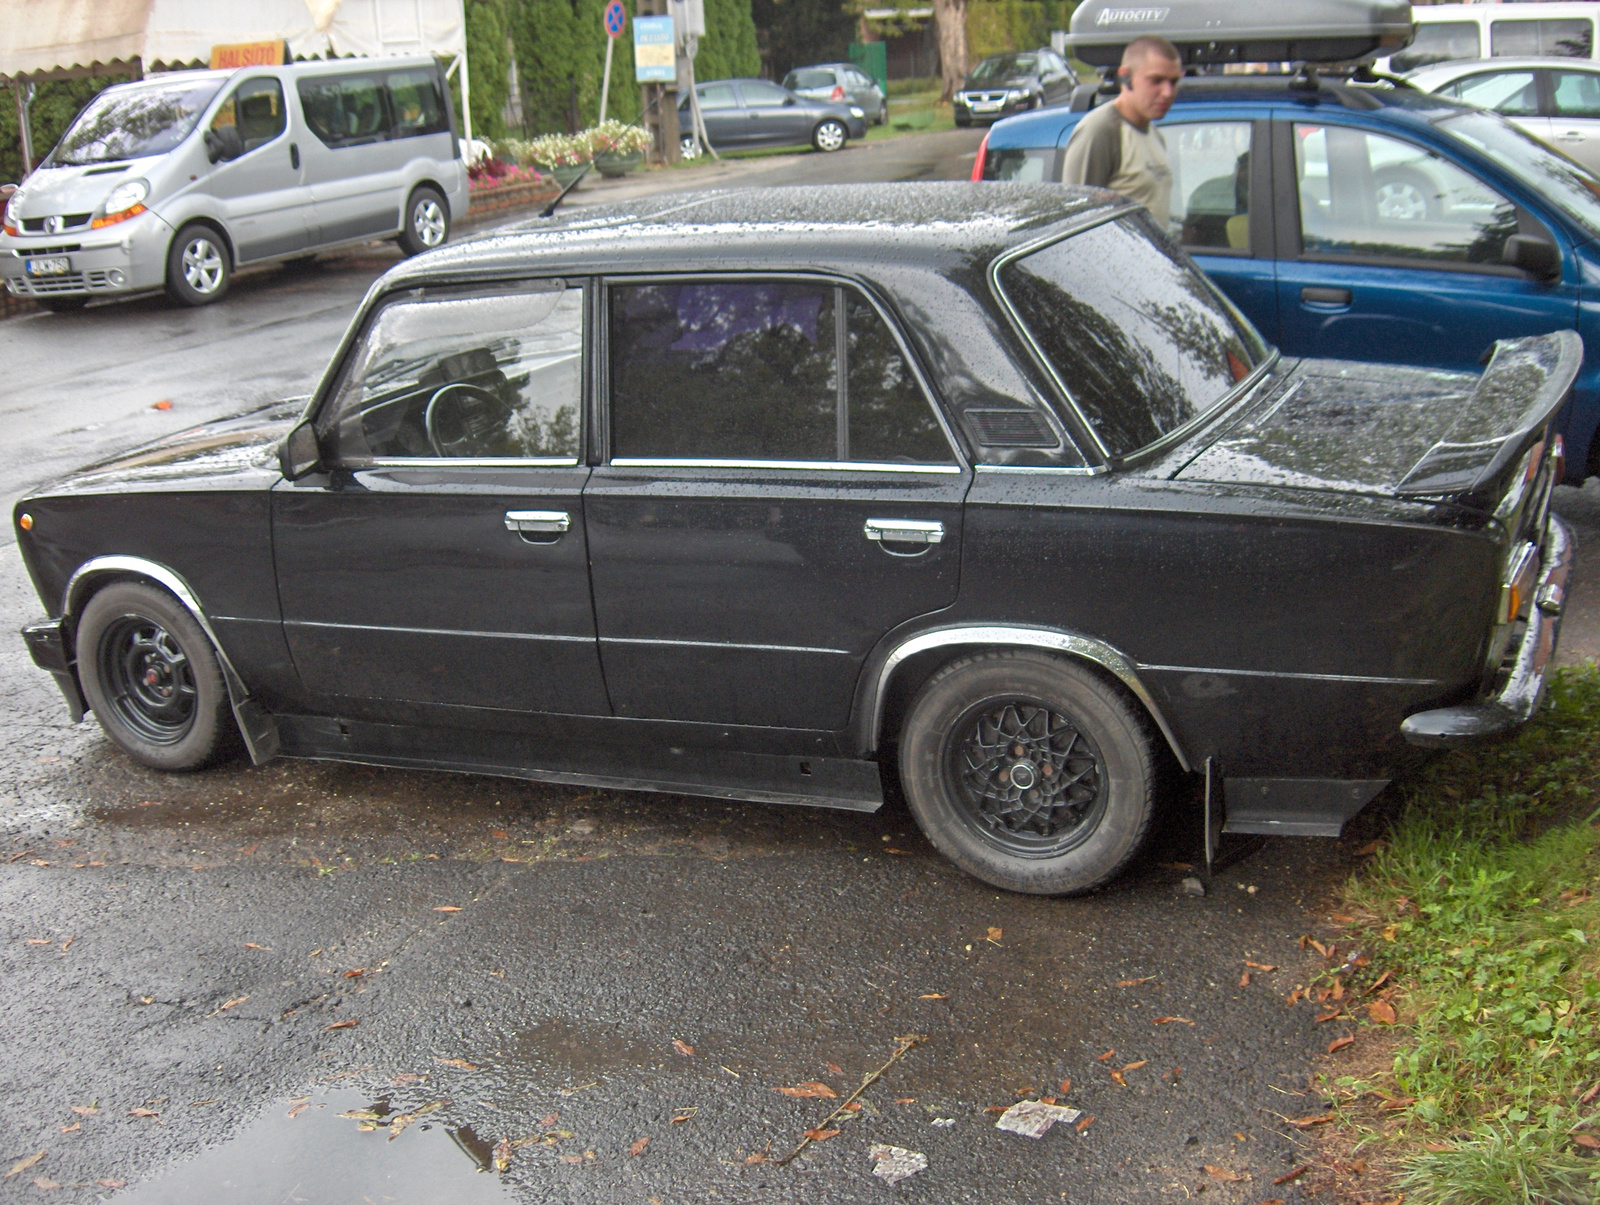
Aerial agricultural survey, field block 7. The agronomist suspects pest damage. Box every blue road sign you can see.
[604,0,626,38]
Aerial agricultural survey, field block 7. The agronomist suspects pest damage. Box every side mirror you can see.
[1503,233,1560,282]
[204,126,243,164]
[279,421,322,480]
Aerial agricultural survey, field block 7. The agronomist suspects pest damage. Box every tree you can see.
[463,0,512,139]
[1,76,124,184]
[696,0,762,82]
[508,0,641,133]
[751,0,856,81]
[932,0,967,99]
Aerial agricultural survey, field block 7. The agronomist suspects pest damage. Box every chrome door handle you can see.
[504,510,571,533]
[864,518,944,545]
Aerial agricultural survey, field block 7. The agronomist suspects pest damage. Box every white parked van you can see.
[1,55,468,311]
[1380,2,1599,75]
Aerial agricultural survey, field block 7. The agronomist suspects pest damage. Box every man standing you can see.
[1060,35,1183,226]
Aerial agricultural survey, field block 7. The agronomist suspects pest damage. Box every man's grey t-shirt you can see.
[1060,101,1172,226]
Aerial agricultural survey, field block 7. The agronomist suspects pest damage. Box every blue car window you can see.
[1440,71,1539,118]
[985,147,1056,182]
[1295,124,1518,268]
[1441,111,1600,241]
[1164,121,1253,252]
[1551,71,1600,119]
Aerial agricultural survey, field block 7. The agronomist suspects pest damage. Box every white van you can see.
[1,56,468,311]
[1380,2,1599,75]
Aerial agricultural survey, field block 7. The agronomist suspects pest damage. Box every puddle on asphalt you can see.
[113,1088,511,1204]
[500,1017,665,1086]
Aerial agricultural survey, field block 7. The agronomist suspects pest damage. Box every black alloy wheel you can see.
[899,650,1157,895]
[75,581,233,771]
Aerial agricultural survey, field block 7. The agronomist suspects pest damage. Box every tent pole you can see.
[459,45,474,155]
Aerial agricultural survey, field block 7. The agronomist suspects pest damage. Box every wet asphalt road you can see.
[2,127,1599,1203]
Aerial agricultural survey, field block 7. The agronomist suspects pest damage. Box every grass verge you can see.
[1324,665,1600,1204]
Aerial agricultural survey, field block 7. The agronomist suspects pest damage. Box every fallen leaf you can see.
[1122,1060,1148,1072]
[434,1058,476,1070]
[212,995,249,1015]
[826,1062,844,1074]
[1379,1096,1417,1112]
[130,1108,160,1118]
[58,936,74,952]
[672,1040,694,1057]
[345,968,365,979]
[986,927,1002,943]
[1153,1016,1195,1026]
[243,943,270,951]
[96,1180,125,1189]
[540,1112,559,1127]
[1285,988,1306,1006]
[490,829,510,840]
[1423,1140,1454,1153]
[1117,976,1155,987]
[1578,1081,1600,1106]
[1109,1070,1126,1086]
[58,1124,79,1134]
[1368,1001,1397,1025]
[493,1137,512,1172]
[1096,1049,1116,1061]
[1204,1165,1247,1182]
[918,993,947,999]
[434,906,462,913]
[1308,939,1329,958]
[152,400,172,411]
[560,1154,583,1164]
[1058,1077,1071,1094]
[1239,971,1251,987]
[1249,1200,1285,1205]
[1331,914,1357,923]
[388,1099,445,1140]
[240,843,260,856]
[1244,961,1277,972]
[804,1128,841,1142]
[1074,1114,1095,1132]
[895,1098,916,1105]
[325,1019,359,1030]
[1355,840,1385,856]
[391,1073,424,1086]
[1328,1035,1355,1053]
[33,1176,61,1190]
[670,1107,697,1124]
[744,1152,768,1164]
[1285,1113,1335,1128]
[69,1106,98,1116]
[1272,1164,1311,1184]
[5,1151,45,1178]
[1571,1133,1600,1151]
[775,1082,837,1099]
[1381,924,1399,942]
[1315,1010,1341,1023]
[339,1109,383,1121]
[629,1137,649,1156]
[288,1102,310,1119]
[25,938,51,946]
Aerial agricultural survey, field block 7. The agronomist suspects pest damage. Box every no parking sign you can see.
[604,0,626,37]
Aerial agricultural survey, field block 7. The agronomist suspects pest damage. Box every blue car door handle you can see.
[1302,285,1352,307]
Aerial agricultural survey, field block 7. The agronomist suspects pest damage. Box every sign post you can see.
[600,0,626,124]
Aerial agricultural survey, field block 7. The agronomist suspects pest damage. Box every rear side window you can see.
[1436,70,1538,117]
[387,68,449,137]
[1551,70,1600,118]
[1491,18,1593,59]
[608,279,953,464]
[997,215,1267,459]
[788,69,836,90]
[985,147,1056,182]
[1390,22,1480,73]
[298,74,393,147]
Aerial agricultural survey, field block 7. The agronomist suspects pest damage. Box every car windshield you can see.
[997,214,1270,460]
[971,55,1036,81]
[49,78,224,166]
[787,69,835,89]
[1439,109,1600,240]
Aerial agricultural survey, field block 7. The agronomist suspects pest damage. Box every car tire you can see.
[40,297,88,313]
[680,135,702,161]
[812,118,848,153]
[1373,168,1440,222]
[75,581,234,772]
[898,650,1157,895]
[398,185,449,257]
[164,224,231,307]
[955,116,971,128]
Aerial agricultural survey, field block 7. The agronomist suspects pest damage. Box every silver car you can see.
[1,56,468,311]
[1408,56,1600,173]
[781,63,888,126]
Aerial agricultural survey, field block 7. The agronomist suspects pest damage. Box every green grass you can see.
[1331,666,1600,1204]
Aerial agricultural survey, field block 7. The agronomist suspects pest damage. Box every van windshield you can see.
[49,78,224,166]
[1439,109,1600,241]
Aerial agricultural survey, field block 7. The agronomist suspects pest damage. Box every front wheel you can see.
[680,135,702,161]
[898,651,1157,895]
[165,225,230,306]
[398,185,449,256]
[75,581,234,771]
[812,119,847,153]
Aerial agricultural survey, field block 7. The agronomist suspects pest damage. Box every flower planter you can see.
[594,150,644,178]
[545,163,591,189]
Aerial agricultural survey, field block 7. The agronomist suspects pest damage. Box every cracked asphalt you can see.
[3,131,1599,1202]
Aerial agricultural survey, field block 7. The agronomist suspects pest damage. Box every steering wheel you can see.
[423,382,516,458]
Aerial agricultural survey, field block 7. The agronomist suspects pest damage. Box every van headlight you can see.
[93,179,149,229]
[2,192,20,236]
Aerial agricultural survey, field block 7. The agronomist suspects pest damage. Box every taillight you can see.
[831,85,845,101]
[971,131,989,181]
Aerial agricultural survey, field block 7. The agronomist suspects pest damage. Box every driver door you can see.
[271,280,610,718]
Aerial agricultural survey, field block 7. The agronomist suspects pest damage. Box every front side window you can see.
[1295,124,1519,267]
[609,279,953,464]
[1551,70,1600,119]
[996,215,1267,460]
[48,78,224,166]
[1437,71,1539,118]
[324,285,583,462]
[1491,18,1593,59]
[298,74,394,148]
[387,68,449,137]
[210,78,286,153]
[1164,121,1253,252]
[1390,21,1480,73]
[697,84,738,110]
[1440,110,1600,240]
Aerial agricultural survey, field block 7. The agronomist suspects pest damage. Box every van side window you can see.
[387,69,450,138]
[298,75,394,148]
[211,78,286,153]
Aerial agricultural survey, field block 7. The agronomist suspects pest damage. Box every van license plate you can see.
[25,257,71,276]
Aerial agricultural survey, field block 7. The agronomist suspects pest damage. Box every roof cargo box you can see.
[1064,0,1415,67]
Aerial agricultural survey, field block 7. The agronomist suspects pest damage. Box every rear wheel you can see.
[75,581,233,771]
[680,135,702,161]
[398,186,449,256]
[898,651,1157,895]
[813,119,847,153]
[165,225,230,306]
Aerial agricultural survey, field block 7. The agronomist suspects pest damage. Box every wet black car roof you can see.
[387,183,1123,286]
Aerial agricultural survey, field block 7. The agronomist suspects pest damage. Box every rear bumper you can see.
[21,617,86,723]
[1401,515,1572,748]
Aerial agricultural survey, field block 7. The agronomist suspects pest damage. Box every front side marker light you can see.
[18,513,32,531]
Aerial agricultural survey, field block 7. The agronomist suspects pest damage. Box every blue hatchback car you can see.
[977,74,1600,483]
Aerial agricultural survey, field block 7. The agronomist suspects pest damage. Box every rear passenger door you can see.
[1544,67,1600,174]
[294,71,404,246]
[694,82,744,148]
[584,276,968,730]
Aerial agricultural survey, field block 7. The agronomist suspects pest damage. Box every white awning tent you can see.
[2,0,472,174]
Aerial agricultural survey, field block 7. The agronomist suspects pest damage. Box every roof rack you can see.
[1063,0,1415,68]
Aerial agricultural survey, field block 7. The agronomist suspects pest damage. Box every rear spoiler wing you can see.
[1395,331,1582,501]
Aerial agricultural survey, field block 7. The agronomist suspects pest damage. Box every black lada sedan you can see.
[15,184,1574,896]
